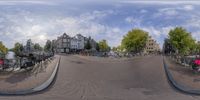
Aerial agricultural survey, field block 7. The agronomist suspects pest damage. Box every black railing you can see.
[0,52,54,71]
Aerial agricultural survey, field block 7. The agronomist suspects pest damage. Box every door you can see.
[64,48,66,53]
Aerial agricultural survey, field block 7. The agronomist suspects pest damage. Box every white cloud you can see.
[153,8,177,18]
[153,5,195,18]
[143,27,161,37]
[120,1,200,5]
[164,9,178,16]
[104,27,125,47]
[125,17,141,26]
[192,32,200,41]
[31,25,43,33]
[0,9,123,48]
[140,9,147,13]
[134,26,174,48]
[0,0,57,5]
[183,14,200,32]
[183,5,194,11]
[160,5,194,11]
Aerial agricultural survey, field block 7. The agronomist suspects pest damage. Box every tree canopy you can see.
[44,40,52,52]
[34,43,43,51]
[0,41,8,55]
[121,29,148,53]
[13,42,23,56]
[98,39,110,52]
[168,27,196,55]
[84,40,92,50]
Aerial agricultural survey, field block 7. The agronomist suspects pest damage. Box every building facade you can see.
[143,36,160,54]
[88,37,97,51]
[55,33,71,53]
[53,33,97,53]
[75,34,85,50]
[24,39,34,53]
[70,37,78,51]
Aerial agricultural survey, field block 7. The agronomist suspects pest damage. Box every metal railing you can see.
[167,54,198,67]
[0,52,54,71]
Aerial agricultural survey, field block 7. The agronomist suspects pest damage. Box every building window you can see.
[63,39,67,42]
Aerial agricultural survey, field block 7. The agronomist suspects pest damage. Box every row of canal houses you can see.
[52,33,97,53]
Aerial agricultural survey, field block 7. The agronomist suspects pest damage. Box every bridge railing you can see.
[167,54,198,67]
[0,52,55,71]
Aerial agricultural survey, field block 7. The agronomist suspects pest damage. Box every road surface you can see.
[0,55,200,100]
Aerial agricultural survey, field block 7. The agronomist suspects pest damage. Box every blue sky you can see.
[1,0,200,48]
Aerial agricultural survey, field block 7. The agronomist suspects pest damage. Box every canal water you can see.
[4,51,16,68]
[6,51,15,59]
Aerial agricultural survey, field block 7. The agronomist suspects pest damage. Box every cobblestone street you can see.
[0,55,198,100]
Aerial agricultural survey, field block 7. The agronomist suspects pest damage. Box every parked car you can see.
[20,57,34,69]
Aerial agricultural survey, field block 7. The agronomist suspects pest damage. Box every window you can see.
[63,39,67,42]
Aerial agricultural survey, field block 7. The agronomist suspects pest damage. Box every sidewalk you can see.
[0,55,59,92]
[164,56,200,90]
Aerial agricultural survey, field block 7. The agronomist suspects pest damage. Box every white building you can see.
[53,33,97,53]
[143,36,160,54]
[75,34,85,50]
[70,37,78,51]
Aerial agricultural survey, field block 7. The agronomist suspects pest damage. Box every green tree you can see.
[116,45,124,52]
[13,42,23,56]
[0,41,8,55]
[168,27,196,55]
[121,28,148,53]
[194,42,200,54]
[163,38,176,54]
[96,43,100,51]
[112,47,117,51]
[34,43,43,51]
[85,40,91,50]
[98,39,110,52]
[44,40,52,52]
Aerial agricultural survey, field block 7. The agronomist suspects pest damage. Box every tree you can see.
[84,40,91,50]
[168,27,196,55]
[121,28,148,53]
[44,40,52,52]
[13,42,23,56]
[112,47,117,51]
[34,43,43,51]
[163,38,175,54]
[96,43,100,52]
[98,39,110,52]
[194,42,200,54]
[116,45,124,52]
[0,41,8,55]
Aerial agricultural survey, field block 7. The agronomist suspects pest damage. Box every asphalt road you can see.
[0,55,200,100]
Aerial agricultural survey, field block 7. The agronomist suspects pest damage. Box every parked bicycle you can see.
[191,58,200,72]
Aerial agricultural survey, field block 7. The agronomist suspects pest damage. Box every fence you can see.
[168,54,197,67]
[0,52,54,71]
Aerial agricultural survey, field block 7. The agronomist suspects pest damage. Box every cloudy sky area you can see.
[1,0,200,48]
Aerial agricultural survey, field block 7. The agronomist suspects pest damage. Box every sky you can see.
[0,0,200,48]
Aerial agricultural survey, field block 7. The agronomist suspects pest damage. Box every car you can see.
[20,58,34,69]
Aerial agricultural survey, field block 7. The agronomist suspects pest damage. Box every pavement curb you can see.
[163,56,200,95]
[0,56,61,95]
